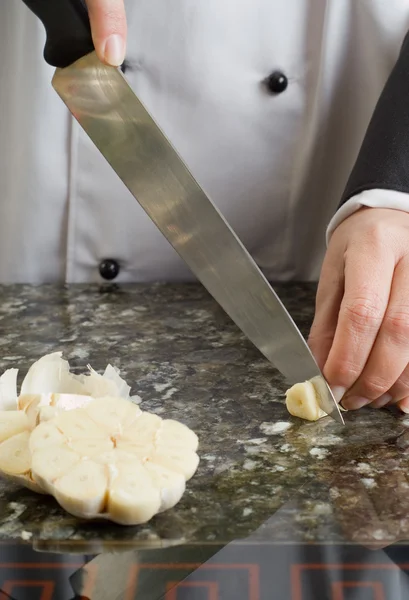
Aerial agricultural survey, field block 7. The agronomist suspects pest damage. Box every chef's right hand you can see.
[85,0,127,67]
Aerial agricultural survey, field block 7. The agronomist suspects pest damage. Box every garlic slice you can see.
[0,431,32,475]
[53,460,109,518]
[106,457,162,525]
[0,411,29,443]
[0,420,44,494]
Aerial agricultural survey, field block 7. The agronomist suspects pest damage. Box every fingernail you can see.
[341,395,370,410]
[331,386,346,403]
[369,393,392,409]
[399,402,409,414]
[103,34,125,66]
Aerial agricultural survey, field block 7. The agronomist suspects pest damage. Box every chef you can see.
[3,3,409,418]
[3,5,409,599]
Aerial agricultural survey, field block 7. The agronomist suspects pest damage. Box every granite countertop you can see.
[0,282,407,553]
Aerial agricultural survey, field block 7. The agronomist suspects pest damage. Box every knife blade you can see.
[22,0,343,424]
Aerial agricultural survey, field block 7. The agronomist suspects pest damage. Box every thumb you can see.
[85,0,127,67]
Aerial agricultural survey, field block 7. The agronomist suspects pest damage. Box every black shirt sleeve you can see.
[341,31,409,206]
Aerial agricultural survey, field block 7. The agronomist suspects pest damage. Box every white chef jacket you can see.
[1,0,409,285]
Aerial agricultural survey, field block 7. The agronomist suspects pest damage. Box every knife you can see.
[21,0,344,425]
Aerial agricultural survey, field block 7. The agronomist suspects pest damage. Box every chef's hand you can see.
[309,207,409,413]
[85,0,127,66]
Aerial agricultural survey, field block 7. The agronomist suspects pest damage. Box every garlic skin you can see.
[0,352,132,413]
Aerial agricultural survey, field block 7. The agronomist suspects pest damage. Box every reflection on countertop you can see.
[0,282,407,554]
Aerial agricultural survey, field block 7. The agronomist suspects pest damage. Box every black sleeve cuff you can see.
[340,32,409,207]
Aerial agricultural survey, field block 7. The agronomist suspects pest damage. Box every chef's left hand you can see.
[309,207,409,412]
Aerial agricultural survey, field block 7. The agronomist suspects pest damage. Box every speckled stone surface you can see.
[0,282,407,552]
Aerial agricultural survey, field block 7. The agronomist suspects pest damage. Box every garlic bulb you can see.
[0,354,200,525]
[29,397,199,524]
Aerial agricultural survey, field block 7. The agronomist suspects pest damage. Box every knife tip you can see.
[332,408,345,425]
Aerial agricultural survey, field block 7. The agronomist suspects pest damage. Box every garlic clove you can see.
[53,460,108,518]
[285,380,327,421]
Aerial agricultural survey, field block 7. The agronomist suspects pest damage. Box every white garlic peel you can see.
[0,354,200,525]
[0,352,132,413]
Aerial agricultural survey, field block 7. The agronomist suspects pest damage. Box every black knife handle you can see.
[21,0,94,68]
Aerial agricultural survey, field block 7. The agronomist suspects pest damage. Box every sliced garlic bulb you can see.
[28,396,199,525]
[285,380,327,421]
[0,354,200,525]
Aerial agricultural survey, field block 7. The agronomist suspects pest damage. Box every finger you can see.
[342,256,409,409]
[323,240,394,407]
[368,394,399,409]
[397,397,409,414]
[85,0,127,66]
[383,360,409,404]
[308,244,344,375]
[368,393,402,409]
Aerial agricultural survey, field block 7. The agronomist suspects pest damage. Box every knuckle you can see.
[359,375,391,399]
[343,297,384,332]
[308,331,333,347]
[396,372,409,390]
[360,222,387,246]
[391,370,409,399]
[329,359,361,387]
[383,307,409,342]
